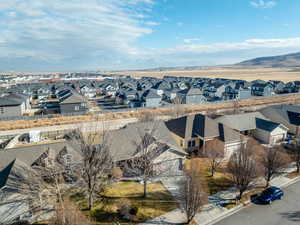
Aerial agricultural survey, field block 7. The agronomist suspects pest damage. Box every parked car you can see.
[257,186,284,204]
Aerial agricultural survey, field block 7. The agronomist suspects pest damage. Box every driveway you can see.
[214,180,300,225]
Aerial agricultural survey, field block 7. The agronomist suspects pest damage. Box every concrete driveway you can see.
[214,180,300,225]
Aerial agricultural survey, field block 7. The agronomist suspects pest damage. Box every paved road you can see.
[214,181,300,225]
[0,118,138,136]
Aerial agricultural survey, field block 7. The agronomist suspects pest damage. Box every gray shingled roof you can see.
[106,121,185,162]
[0,95,23,107]
[187,88,203,96]
[260,104,300,133]
[0,141,80,170]
[143,90,161,99]
[165,114,219,139]
[165,114,240,143]
[0,141,81,189]
[215,112,267,132]
[0,159,15,188]
[218,123,241,143]
[60,93,86,104]
[255,118,282,132]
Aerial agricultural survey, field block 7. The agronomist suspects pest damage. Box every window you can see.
[75,105,79,111]
[192,140,196,147]
[178,159,183,171]
[0,107,4,114]
[64,154,72,165]
[188,140,196,148]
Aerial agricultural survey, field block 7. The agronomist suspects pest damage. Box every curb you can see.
[202,202,250,225]
[281,176,300,188]
[201,175,300,225]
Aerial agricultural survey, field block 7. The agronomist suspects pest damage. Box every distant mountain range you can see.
[120,52,300,72]
[236,52,300,68]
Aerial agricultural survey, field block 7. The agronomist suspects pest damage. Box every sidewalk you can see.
[141,177,186,225]
[142,163,300,225]
[195,163,300,225]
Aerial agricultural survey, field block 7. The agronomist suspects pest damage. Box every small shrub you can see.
[129,206,138,216]
[111,167,123,181]
[117,199,131,218]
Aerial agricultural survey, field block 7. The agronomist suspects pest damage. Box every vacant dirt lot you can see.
[107,67,300,82]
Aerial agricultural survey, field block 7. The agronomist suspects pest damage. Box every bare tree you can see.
[259,146,290,187]
[287,144,300,173]
[50,199,92,225]
[126,123,167,198]
[138,110,156,122]
[202,139,224,177]
[68,129,113,210]
[228,142,258,200]
[173,96,185,118]
[233,99,240,114]
[179,163,208,224]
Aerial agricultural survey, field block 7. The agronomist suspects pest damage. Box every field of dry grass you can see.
[1,93,300,131]
[106,67,300,82]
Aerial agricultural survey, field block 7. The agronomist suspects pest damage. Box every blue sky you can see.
[1,0,300,71]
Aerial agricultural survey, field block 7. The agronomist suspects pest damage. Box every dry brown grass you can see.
[185,158,233,195]
[105,67,300,82]
[70,181,177,225]
[13,139,65,148]
[1,93,300,131]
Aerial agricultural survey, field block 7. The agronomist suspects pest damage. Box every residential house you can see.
[101,82,118,97]
[260,104,300,135]
[178,88,206,105]
[0,94,26,118]
[255,118,288,144]
[215,112,288,145]
[142,89,161,108]
[269,80,285,94]
[165,114,243,159]
[251,83,274,96]
[79,85,97,98]
[59,92,88,114]
[223,86,238,100]
[153,81,172,96]
[237,88,252,99]
[106,121,187,177]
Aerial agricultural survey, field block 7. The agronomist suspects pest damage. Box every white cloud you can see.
[183,38,201,44]
[250,0,277,9]
[144,21,160,26]
[0,0,154,70]
[0,1,300,71]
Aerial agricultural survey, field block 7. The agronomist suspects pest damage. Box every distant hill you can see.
[237,52,300,67]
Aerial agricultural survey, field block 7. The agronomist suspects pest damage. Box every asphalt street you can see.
[214,180,300,225]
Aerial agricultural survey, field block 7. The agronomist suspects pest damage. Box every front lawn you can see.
[185,158,233,195]
[70,181,177,225]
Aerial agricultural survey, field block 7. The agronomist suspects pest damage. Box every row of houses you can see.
[1,75,300,118]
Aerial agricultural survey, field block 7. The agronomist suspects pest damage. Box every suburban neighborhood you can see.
[1,73,300,120]
[1,83,300,224]
[2,0,300,225]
